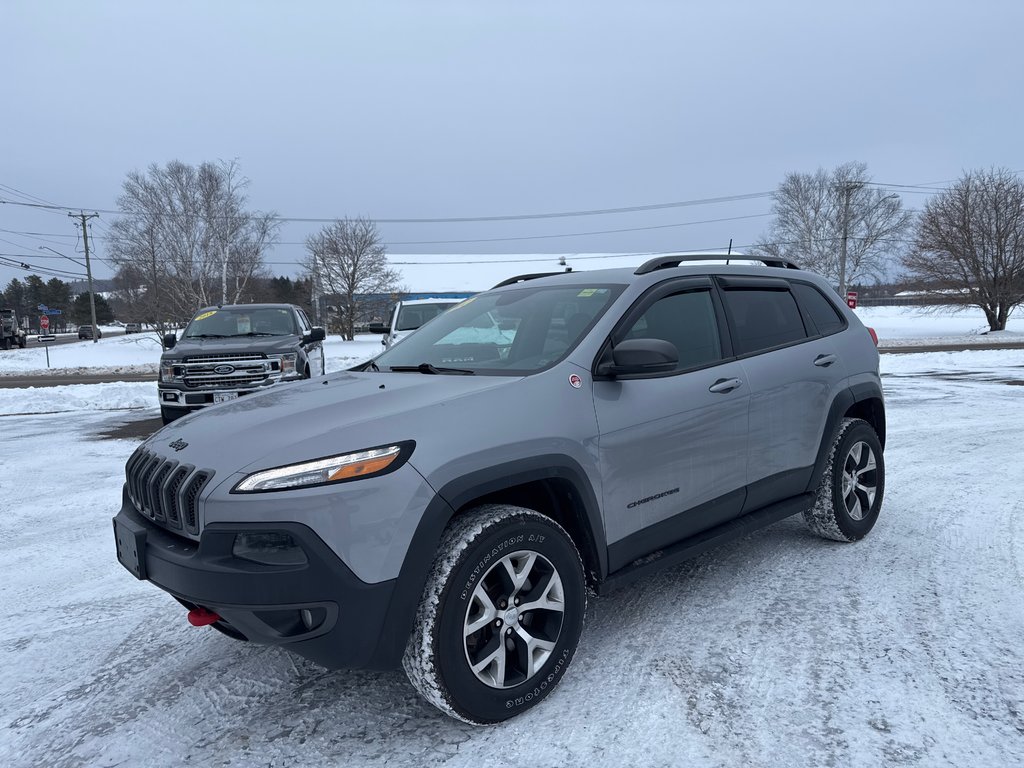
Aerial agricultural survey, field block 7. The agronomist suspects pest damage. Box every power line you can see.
[0,191,774,224]
[382,213,773,246]
[0,254,87,279]
[0,211,774,249]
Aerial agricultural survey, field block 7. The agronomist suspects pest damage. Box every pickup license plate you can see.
[113,517,147,580]
[213,392,239,404]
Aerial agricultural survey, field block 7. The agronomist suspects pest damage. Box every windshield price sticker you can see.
[194,310,217,322]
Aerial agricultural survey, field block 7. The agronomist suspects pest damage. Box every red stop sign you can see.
[40,315,49,330]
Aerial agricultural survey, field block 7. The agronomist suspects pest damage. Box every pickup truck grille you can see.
[125,448,213,536]
[179,353,275,389]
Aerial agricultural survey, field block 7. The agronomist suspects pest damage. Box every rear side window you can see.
[791,282,846,336]
[623,289,722,371]
[722,288,807,355]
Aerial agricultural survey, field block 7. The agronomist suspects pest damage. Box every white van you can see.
[382,298,464,349]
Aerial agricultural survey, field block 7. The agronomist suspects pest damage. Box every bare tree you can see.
[106,159,278,337]
[304,218,401,340]
[753,162,913,291]
[903,168,1024,331]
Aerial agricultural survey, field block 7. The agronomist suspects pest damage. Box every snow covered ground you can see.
[1,319,1023,766]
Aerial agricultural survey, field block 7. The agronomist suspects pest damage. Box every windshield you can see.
[183,307,297,338]
[375,284,623,374]
[395,302,458,331]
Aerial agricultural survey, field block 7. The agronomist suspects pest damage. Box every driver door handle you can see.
[709,377,743,394]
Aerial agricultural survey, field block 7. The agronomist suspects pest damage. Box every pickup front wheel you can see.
[402,505,586,724]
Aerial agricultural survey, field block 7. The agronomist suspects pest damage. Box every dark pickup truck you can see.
[158,303,326,424]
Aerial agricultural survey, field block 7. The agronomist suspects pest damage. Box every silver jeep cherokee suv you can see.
[113,255,885,724]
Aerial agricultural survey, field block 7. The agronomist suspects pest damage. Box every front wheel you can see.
[804,417,885,542]
[403,505,586,724]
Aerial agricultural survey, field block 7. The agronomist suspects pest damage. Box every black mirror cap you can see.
[305,326,326,343]
[598,338,678,377]
[163,333,177,349]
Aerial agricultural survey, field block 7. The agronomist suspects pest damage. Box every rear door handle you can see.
[709,377,743,394]
[814,354,838,367]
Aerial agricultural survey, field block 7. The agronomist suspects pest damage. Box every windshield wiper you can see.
[239,332,278,337]
[187,333,228,339]
[389,363,475,375]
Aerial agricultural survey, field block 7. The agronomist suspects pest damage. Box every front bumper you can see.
[159,379,300,412]
[113,492,401,670]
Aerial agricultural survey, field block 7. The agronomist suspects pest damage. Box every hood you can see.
[164,335,302,358]
[146,371,518,481]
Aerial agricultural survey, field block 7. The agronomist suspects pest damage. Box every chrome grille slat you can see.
[178,353,275,389]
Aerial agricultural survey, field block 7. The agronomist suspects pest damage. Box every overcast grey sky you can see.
[2,0,1022,287]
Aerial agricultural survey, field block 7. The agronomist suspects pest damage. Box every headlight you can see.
[278,353,298,376]
[232,442,413,492]
[160,361,179,383]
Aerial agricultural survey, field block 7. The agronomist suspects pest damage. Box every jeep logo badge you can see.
[169,439,189,452]
[214,364,235,375]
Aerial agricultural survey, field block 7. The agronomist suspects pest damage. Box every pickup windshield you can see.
[183,308,297,339]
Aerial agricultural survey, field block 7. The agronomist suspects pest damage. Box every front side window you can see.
[722,288,807,355]
[622,289,722,371]
[184,307,298,338]
[375,284,624,374]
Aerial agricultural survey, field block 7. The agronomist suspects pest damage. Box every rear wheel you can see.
[804,418,885,541]
[17,335,26,348]
[403,505,586,724]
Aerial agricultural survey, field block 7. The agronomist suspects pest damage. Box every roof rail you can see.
[492,271,569,289]
[634,254,801,275]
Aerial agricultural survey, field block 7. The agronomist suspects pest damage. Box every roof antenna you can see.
[726,238,732,265]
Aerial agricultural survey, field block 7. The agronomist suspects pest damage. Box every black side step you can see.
[597,492,814,595]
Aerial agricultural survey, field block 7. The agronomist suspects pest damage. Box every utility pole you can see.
[69,211,100,344]
[838,181,863,297]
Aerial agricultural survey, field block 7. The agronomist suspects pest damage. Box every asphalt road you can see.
[22,329,127,347]
[0,372,154,388]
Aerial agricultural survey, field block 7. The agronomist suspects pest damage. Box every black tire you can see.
[1,336,9,350]
[161,406,187,426]
[403,504,586,724]
[803,417,885,542]
[17,335,26,348]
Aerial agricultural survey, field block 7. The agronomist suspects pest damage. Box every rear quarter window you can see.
[791,282,847,336]
[722,288,808,355]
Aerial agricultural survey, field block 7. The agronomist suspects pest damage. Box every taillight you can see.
[867,327,878,346]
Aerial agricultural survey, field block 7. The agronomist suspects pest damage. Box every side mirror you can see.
[304,327,326,343]
[596,338,678,377]
[163,333,177,350]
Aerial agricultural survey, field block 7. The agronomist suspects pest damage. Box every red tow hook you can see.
[187,607,221,627]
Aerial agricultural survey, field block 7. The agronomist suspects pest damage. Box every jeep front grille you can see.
[179,353,276,389]
[125,448,214,536]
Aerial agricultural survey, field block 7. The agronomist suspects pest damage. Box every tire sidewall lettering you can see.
[438,513,585,723]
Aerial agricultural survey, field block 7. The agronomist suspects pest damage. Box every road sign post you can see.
[36,333,56,368]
